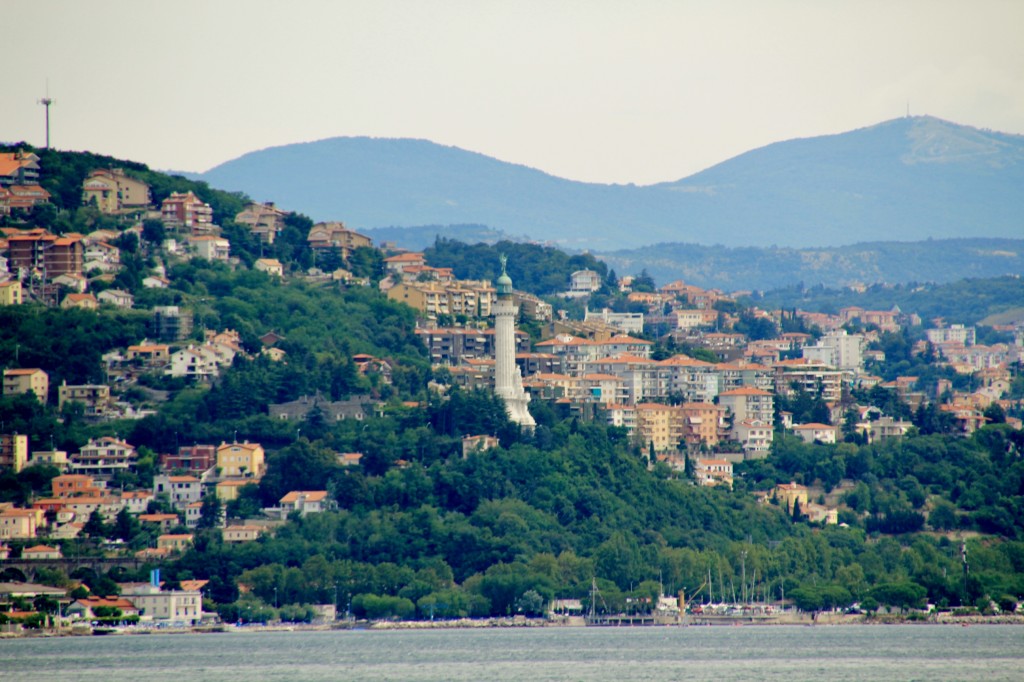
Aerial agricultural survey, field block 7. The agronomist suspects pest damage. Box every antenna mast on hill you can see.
[38,80,55,149]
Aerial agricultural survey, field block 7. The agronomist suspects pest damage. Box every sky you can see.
[5,0,1024,185]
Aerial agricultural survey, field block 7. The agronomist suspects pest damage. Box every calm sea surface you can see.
[1,625,1021,681]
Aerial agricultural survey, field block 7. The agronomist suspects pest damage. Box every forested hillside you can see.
[748,275,1024,326]
[1,148,1022,625]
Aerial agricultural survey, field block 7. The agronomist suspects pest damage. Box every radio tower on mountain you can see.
[38,82,55,149]
[493,255,536,430]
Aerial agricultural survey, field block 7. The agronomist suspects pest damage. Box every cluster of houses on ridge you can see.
[2,153,1023,526]
[0,152,381,308]
[390,253,1023,508]
[0,436,341,557]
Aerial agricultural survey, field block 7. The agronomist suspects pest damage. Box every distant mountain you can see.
[595,238,1024,291]
[194,116,1024,249]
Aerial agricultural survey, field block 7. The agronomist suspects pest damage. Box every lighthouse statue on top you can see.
[493,255,536,430]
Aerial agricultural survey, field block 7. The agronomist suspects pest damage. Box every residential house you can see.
[658,355,719,403]
[153,475,203,509]
[61,292,98,310]
[96,288,134,309]
[253,258,284,276]
[53,272,88,292]
[3,368,49,404]
[338,452,363,467]
[714,361,775,394]
[307,222,373,259]
[635,403,686,454]
[0,508,39,539]
[122,583,203,624]
[772,482,809,514]
[0,150,40,188]
[694,458,734,487]
[67,596,138,620]
[214,479,251,502]
[802,330,864,371]
[183,501,204,528]
[838,306,903,333]
[0,280,22,305]
[137,513,180,532]
[566,269,602,297]
[161,191,213,230]
[216,441,265,478]
[793,423,838,445]
[733,419,774,458]
[22,544,62,560]
[189,236,230,261]
[383,252,426,276]
[83,240,121,267]
[70,437,137,477]
[51,474,103,498]
[417,327,529,366]
[586,354,666,404]
[584,308,644,335]
[678,402,727,448]
[120,490,153,514]
[57,382,112,417]
[278,490,332,517]
[234,201,290,244]
[142,275,170,289]
[0,434,29,472]
[125,343,171,366]
[268,394,377,422]
[81,168,151,213]
[159,444,216,474]
[157,533,194,553]
[718,387,774,425]
[773,358,845,404]
[222,525,264,543]
[165,346,219,380]
[462,435,501,458]
[29,449,69,470]
[6,231,83,278]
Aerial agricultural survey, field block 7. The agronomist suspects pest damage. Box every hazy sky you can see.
[5,0,1023,185]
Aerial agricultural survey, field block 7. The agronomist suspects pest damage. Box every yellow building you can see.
[0,434,29,472]
[3,368,49,404]
[773,482,809,514]
[216,441,265,478]
[215,479,251,502]
[0,280,22,305]
[0,507,40,539]
[635,403,685,454]
[81,168,151,214]
[157,533,194,552]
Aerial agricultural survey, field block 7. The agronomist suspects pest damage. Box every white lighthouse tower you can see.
[493,256,536,429]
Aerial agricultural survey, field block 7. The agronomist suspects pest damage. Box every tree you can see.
[83,509,108,538]
[197,494,222,529]
[113,507,141,542]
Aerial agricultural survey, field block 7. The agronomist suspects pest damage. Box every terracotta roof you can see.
[719,387,773,396]
[280,490,329,504]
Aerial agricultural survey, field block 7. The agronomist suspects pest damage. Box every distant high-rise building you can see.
[493,257,535,429]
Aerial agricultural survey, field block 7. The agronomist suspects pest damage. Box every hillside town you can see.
[1,147,1023,632]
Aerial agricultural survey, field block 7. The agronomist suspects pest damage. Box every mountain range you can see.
[192,116,1024,250]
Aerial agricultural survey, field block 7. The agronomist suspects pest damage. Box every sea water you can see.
[1,625,1021,681]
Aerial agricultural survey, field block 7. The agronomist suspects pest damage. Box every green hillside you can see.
[0,148,1022,624]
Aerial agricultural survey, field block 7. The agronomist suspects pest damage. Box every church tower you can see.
[493,256,536,429]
